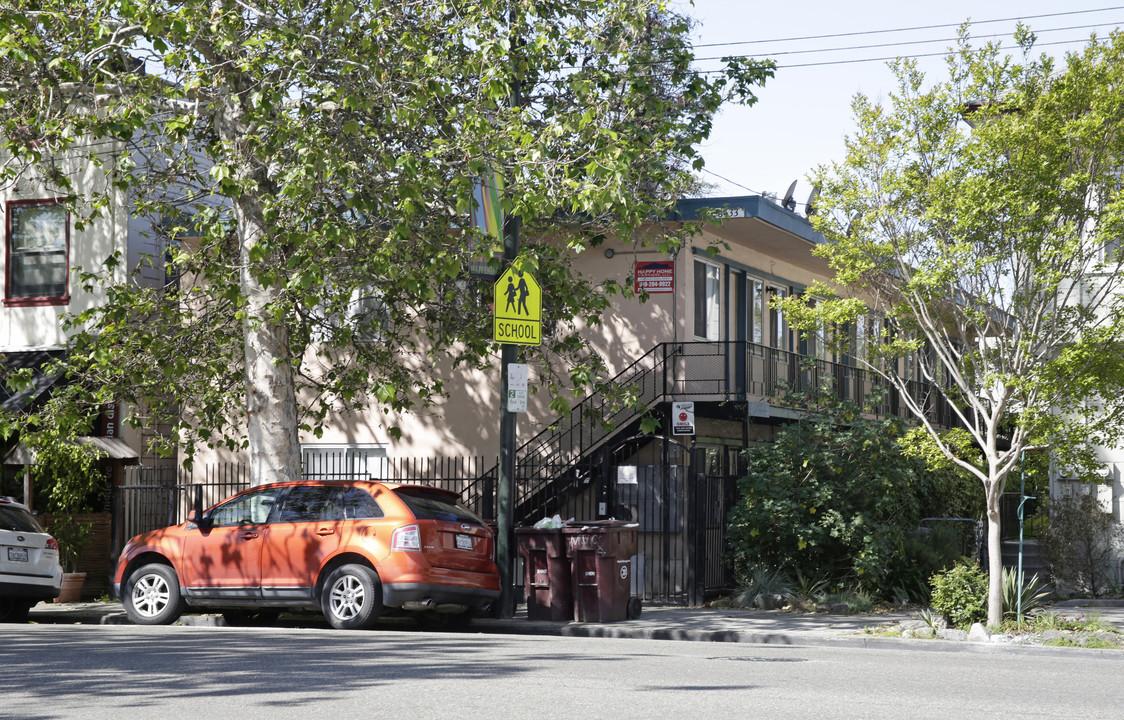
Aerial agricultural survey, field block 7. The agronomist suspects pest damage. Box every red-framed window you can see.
[4,198,70,306]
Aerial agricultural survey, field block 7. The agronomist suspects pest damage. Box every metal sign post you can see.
[494,250,543,619]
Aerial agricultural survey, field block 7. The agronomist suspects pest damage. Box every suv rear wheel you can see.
[0,598,34,623]
[321,564,383,630]
[123,563,186,625]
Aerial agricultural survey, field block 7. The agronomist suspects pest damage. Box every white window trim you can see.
[694,259,722,341]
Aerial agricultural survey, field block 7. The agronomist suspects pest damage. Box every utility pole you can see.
[496,215,520,619]
[496,5,523,619]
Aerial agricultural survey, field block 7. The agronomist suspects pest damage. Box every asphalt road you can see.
[4,623,1124,719]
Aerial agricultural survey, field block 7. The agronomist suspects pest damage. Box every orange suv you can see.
[112,480,499,630]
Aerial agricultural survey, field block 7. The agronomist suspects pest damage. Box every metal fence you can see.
[110,443,735,606]
[111,455,496,557]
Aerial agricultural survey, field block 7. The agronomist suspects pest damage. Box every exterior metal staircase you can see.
[462,340,957,523]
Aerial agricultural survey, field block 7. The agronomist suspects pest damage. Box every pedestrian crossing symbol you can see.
[494,268,542,346]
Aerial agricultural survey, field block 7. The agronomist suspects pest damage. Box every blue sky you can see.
[681,0,1124,206]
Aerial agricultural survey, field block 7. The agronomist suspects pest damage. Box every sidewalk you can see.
[26,600,1124,654]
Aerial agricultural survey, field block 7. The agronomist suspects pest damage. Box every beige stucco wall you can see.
[296,214,837,460]
[186,203,842,470]
[0,147,130,351]
[1,141,174,470]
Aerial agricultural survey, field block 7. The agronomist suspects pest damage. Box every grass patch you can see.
[1003,611,1120,635]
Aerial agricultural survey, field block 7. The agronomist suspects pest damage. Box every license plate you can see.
[454,534,474,551]
[7,547,28,562]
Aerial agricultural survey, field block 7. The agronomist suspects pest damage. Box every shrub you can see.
[792,569,831,603]
[1040,492,1122,598]
[929,560,988,628]
[899,427,987,520]
[726,386,921,592]
[886,522,975,604]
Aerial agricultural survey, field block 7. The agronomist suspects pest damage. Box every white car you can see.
[0,496,63,622]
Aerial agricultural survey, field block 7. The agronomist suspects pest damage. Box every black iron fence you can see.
[111,455,495,558]
[110,445,734,605]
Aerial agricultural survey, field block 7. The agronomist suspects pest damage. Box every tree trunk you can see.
[236,193,302,486]
[985,488,1004,627]
[214,87,303,487]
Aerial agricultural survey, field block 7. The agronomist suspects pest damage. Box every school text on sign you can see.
[493,268,542,345]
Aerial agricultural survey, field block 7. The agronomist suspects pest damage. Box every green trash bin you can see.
[515,527,573,621]
[563,521,641,623]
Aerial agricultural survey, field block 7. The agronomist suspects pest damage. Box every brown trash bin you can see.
[563,521,641,623]
[515,527,573,621]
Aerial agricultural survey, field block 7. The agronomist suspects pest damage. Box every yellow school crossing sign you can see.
[494,268,541,345]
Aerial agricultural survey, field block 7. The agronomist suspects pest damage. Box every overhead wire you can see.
[691,21,1121,63]
[690,5,1124,49]
[9,6,1124,206]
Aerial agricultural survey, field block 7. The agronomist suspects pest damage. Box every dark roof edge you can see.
[673,195,826,246]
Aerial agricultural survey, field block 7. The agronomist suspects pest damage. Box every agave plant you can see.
[1002,568,1051,620]
[732,565,794,609]
[792,569,831,603]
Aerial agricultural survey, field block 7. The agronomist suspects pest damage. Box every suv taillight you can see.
[391,524,421,552]
[46,538,59,551]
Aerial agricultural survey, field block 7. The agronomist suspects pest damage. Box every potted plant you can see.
[29,434,106,603]
[47,517,93,602]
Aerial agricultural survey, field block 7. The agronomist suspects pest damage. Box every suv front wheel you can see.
[123,563,186,625]
[321,564,383,630]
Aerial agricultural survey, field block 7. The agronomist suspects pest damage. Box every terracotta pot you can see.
[55,572,87,603]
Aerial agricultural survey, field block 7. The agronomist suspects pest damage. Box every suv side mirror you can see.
[188,510,213,531]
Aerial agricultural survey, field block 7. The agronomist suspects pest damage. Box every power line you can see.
[691,5,1124,50]
[553,13,1123,77]
[700,168,764,197]
[692,21,1121,63]
[687,34,1118,74]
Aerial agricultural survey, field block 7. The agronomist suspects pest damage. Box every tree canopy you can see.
[786,26,1124,625]
[0,0,771,477]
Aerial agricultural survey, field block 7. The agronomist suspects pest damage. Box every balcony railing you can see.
[471,341,956,521]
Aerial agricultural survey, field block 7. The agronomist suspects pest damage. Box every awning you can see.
[0,349,67,413]
[77,436,140,461]
[4,436,140,465]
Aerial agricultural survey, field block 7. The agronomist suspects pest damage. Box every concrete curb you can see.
[26,601,1124,659]
[470,617,1124,658]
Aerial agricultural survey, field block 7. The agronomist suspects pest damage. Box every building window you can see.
[770,285,789,350]
[348,287,390,344]
[5,199,69,305]
[301,444,388,480]
[693,260,721,340]
[749,277,765,344]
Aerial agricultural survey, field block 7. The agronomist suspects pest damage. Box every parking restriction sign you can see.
[672,401,695,436]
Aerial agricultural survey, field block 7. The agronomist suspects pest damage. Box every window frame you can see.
[4,198,70,306]
[300,443,388,480]
[693,259,722,341]
[207,486,285,528]
[769,284,790,351]
[748,276,765,345]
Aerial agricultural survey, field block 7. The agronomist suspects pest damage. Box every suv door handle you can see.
[316,528,335,536]
[241,531,259,540]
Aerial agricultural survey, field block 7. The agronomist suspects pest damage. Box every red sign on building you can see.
[634,260,674,294]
